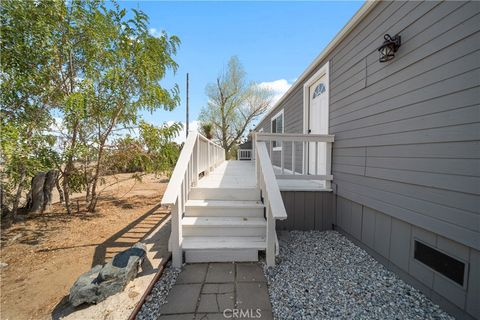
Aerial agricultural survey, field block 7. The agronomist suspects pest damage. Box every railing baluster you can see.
[195,137,199,185]
[171,198,182,267]
[161,132,225,267]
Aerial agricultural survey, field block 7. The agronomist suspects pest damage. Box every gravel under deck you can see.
[263,231,453,320]
[137,262,180,320]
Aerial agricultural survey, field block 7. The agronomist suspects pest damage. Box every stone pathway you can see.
[159,262,273,320]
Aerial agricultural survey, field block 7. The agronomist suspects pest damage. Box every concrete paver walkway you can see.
[159,262,273,320]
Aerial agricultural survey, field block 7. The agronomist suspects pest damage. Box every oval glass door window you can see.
[313,83,326,99]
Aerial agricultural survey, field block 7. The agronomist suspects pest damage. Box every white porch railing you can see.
[255,141,288,266]
[237,149,253,160]
[254,133,334,189]
[161,132,225,267]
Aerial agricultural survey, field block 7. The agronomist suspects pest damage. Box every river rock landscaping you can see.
[263,231,453,320]
[136,262,181,320]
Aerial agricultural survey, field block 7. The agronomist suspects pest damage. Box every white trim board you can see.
[272,165,332,192]
[303,61,329,175]
[303,61,330,135]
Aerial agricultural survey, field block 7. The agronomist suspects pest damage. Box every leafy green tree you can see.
[200,123,214,140]
[106,121,182,176]
[138,121,183,176]
[106,135,146,174]
[0,0,63,218]
[47,1,181,212]
[199,56,273,159]
[1,0,181,216]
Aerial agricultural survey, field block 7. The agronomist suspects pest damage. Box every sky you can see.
[117,1,365,142]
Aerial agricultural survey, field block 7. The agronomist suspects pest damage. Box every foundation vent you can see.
[414,240,466,286]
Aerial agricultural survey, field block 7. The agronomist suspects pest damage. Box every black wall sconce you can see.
[378,34,401,62]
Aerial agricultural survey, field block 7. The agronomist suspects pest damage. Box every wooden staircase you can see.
[182,187,267,263]
[162,133,287,267]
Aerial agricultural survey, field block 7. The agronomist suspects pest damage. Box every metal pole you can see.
[186,73,189,138]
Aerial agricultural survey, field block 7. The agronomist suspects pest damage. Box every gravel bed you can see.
[262,231,453,320]
[136,262,181,320]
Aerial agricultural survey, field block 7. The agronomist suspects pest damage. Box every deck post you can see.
[266,204,276,267]
[171,198,183,268]
[326,142,332,189]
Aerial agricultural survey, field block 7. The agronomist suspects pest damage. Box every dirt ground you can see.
[0,173,170,320]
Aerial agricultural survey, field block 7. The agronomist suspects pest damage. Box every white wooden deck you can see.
[197,160,330,191]
[197,161,256,188]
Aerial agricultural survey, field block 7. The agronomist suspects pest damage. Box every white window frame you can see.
[270,109,284,151]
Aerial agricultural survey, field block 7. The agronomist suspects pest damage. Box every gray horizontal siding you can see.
[255,0,480,253]
[257,85,305,172]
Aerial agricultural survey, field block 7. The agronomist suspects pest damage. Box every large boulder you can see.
[69,243,147,307]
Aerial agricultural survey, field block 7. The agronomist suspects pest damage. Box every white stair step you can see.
[182,236,266,250]
[189,188,261,201]
[182,217,266,227]
[182,217,266,237]
[185,200,264,217]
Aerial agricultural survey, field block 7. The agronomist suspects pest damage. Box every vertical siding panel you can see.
[323,192,329,231]
[305,192,315,230]
[322,193,327,231]
[466,249,480,319]
[286,192,296,230]
[294,192,305,230]
[278,191,335,231]
[314,192,324,230]
[331,192,337,230]
[351,202,363,240]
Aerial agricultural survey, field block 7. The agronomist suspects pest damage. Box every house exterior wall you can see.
[277,191,335,231]
[337,196,480,320]
[256,1,480,318]
[258,88,305,172]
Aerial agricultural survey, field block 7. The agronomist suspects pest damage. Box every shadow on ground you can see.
[0,209,102,247]
[91,203,169,267]
[50,203,170,320]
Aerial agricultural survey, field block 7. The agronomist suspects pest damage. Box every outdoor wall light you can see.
[378,34,401,62]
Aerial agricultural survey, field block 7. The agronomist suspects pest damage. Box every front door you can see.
[308,73,328,175]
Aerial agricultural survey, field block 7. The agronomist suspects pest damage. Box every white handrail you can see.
[255,141,287,266]
[161,132,225,267]
[256,143,288,220]
[255,132,334,189]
